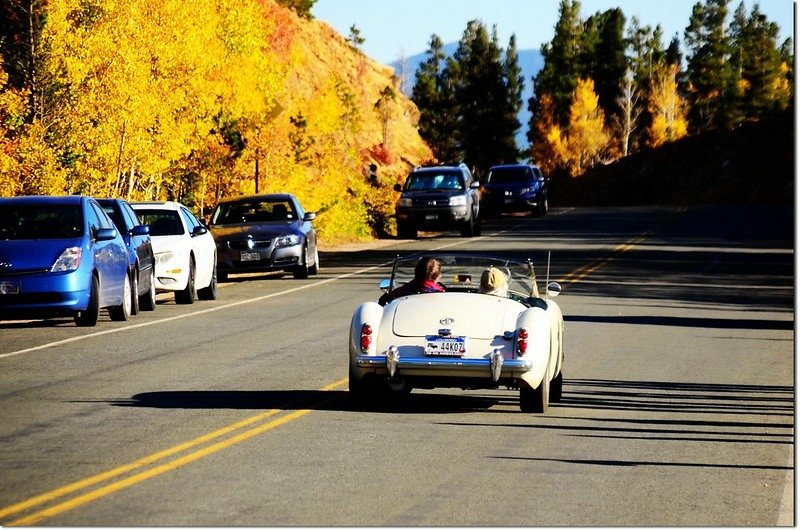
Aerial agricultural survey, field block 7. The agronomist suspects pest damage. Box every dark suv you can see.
[482,163,549,216]
[393,164,481,238]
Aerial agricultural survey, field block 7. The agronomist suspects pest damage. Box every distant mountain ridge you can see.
[391,44,544,151]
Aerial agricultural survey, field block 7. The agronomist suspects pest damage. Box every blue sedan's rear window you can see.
[0,204,83,239]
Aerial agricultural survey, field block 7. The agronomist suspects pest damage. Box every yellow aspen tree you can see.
[529,94,564,175]
[647,64,688,148]
[565,78,610,177]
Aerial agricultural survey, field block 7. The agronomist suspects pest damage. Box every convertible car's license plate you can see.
[0,281,20,295]
[425,335,467,356]
[240,251,261,262]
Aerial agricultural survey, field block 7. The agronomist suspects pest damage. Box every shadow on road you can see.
[106,389,502,414]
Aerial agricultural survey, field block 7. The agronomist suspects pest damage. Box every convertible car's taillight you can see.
[360,324,373,353]
[516,328,528,355]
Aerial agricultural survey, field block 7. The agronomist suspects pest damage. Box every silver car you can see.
[209,193,319,281]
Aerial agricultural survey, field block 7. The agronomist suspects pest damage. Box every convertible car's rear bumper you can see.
[356,347,533,383]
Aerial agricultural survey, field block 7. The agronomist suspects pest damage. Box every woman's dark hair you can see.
[414,257,441,282]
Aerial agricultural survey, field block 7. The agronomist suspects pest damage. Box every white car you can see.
[349,254,564,412]
[130,201,217,304]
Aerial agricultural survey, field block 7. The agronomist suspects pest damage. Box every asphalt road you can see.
[0,205,793,526]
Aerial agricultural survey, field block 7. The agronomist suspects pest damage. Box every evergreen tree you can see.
[451,21,509,176]
[580,9,627,124]
[411,34,459,162]
[626,17,666,153]
[731,1,792,119]
[500,34,524,164]
[684,0,737,132]
[529,0,583,151]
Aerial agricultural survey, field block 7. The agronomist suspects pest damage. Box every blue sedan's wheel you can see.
[75,276,100,327]
[139,269,156,311]
[129,271,140,315]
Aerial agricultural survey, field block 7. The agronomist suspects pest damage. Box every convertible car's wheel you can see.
[520,374,549,413]
[139,269,157,311]
[75,276,100,327]
[175,258,196,304]
[348,367,377,401]
[109,274,132,321]
[550,371,563,403]
[198,261,218,300]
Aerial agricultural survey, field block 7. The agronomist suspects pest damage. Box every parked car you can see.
[96,198,156,314]
[482,163,549,216]
[0,195,133,326]
[130,201,217,304]
[393,164,481,238]
[208,193,319,281]
[349,253,564,412]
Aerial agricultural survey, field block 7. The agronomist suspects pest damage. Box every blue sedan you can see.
[0,195,132,326]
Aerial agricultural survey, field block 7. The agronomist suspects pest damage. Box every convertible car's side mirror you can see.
[546,282,562,297]
[379,279,391,292]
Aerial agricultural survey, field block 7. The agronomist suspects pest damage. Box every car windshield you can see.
[211,200,296,225]
[0,204,83,240]
[135,210,185,236]
[404,171,464,191]
[389,254,540,299]
[488,167,531,184]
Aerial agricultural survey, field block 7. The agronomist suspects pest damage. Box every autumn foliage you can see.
[0,0,431,243]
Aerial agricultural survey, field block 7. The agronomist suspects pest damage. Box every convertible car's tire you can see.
[198,262,218,300]
[75,276,100,327]
[139,269,157,311]
[109,274,132,321]
[550,370,563,403]
[348,368,377,401]
[175,258,196,304]
[520,375,549,413]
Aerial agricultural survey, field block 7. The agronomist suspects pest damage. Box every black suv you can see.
[393,164,481,238]
[482,163,549,216]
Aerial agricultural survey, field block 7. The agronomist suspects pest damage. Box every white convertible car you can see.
[349,254,564,412]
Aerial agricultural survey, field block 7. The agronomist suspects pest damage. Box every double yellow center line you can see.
[1,379,348,526]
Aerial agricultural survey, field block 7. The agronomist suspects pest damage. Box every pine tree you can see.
[684,0,737,132]
[500,34,524,164]
[580,8,627,124]
[451,20,513,176]
[411,34,458,162]
[529,0,583,148]
[730,1,792,120]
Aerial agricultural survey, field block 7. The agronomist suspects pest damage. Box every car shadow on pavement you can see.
[108,389,501,414]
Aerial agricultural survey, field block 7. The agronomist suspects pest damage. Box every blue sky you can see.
[312,0,795,64]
